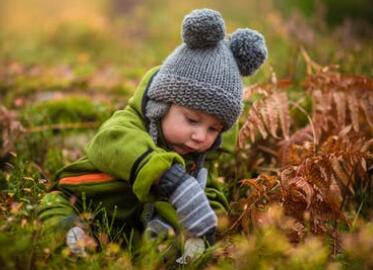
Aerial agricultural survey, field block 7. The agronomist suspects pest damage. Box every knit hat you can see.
[146,8,267,143]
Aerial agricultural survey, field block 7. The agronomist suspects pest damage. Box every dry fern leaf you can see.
[285,156,348,229]
[329,155,354,194]
[347,91,360,132]
[282,176,314,209]
[359,94,373,128]
[256,99,277,139]
[277,126,315,167]
[283,131,372,231]
[242,175,281,205]
[243,84,259,101]
[276,92,291,139]
[239,82,291,146]
[320,132,371,192]
[312,89,334,133]
[305,69,373,136]
[235,174,283,232]
[252,105,269,139]
[332,91,347,127]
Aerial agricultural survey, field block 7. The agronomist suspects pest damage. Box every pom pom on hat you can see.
[182,8,225,49]
[229,28,268,76]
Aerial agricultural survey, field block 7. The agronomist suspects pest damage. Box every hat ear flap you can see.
[229,28,268,76]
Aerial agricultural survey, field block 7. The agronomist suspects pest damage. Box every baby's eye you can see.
[208,127,220,133]
[186,116,198,124]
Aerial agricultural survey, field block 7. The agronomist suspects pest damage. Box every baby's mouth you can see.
[173,144,196,154]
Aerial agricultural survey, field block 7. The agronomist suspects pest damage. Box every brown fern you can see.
[238,129,372,240]
[239,77,292,147]
[236,50,373,243]
[232,174,282,234]
[304,67,373,135]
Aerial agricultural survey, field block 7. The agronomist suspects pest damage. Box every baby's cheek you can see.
[170,129,186,144]
[208,133,220,148]
[204,137,215,150]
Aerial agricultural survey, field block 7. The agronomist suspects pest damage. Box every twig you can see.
[228,205,250,232]
[257,145,278,157]
[256,166,279,173]
[289,101,318,153]
[300,46,323,75]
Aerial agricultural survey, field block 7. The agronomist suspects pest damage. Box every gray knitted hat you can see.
[146,8,267,142]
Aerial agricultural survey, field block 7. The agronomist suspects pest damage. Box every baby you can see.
[38,8,267,260]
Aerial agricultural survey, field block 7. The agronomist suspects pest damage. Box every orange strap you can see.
[59,173,114,185]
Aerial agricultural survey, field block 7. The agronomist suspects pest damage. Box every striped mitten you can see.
[158,164,217,237]
[195,167,208,189]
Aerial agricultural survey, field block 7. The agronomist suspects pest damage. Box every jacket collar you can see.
[128,66,160,122]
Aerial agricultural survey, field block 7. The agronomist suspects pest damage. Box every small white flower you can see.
[176,237,205,264]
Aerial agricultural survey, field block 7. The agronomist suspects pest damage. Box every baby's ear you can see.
[229,28,268,76]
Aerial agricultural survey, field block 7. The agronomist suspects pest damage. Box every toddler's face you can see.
[161,105,223,155]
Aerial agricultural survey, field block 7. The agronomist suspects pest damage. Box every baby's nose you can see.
[191,127,207,142]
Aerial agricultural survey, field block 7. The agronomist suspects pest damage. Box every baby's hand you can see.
[195,167,208,189]
[159,164,217,237]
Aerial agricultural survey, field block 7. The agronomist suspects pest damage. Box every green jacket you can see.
[53,67,235,227]
[85,66,185,202]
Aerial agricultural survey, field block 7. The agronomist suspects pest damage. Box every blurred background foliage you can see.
[0,0,372,78]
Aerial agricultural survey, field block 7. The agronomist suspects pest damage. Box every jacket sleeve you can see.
[86,104,184,202]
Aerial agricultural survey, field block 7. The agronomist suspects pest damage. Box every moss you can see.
[43,148,64,177]
[21,96,112,127]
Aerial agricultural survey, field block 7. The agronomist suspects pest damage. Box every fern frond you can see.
[237,55,373,241]
[304,69,373,136]
[276,92,291,140]
[332,91,347,127]
[347,91,360,132]
[239,83,291,146]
